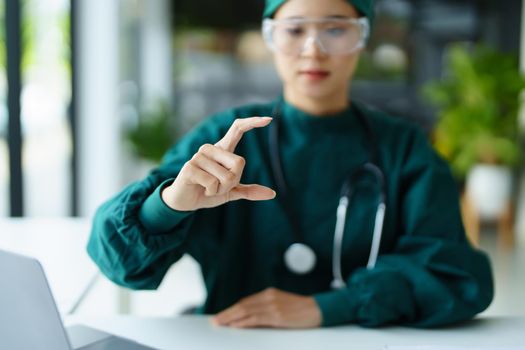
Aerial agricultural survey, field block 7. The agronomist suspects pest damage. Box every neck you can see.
[283,88,349,116]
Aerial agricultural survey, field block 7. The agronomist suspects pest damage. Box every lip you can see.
[299,69,331,80]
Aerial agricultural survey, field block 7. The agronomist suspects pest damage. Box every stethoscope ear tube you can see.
[367,202,386,270]
[269,102,305,245]
[331,189,386,289]
[331,196,350,289]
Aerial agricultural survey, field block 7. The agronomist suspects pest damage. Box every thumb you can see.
[229,184,276,202]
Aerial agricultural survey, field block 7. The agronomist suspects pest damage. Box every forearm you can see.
[87,180,194,290]
[313,237,493,328]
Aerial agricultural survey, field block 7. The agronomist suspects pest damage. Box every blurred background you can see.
[1,0,524,319]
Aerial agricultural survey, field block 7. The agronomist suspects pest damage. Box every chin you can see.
[298,86,338,100]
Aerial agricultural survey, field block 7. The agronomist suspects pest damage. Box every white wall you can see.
[77,0,121,218]
[140,0,173,108]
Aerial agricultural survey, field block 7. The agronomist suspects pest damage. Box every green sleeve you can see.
[313,128,494,328]
[87,111,234,290]
[138,178,193,234]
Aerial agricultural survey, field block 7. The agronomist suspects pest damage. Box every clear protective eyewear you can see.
[262,17,370,56]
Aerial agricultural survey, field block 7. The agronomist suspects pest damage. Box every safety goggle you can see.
[262,17,370,56]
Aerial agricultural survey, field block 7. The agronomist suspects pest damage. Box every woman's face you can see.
[272,0,362,103]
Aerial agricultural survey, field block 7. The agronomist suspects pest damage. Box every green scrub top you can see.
[87,100,493,327]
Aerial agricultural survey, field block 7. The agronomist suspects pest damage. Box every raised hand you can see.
[161,117,276,212]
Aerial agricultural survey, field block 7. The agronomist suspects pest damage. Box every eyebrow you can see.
[326,15,354,19]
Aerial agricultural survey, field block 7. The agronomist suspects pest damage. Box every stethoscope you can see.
[269,98,387,289]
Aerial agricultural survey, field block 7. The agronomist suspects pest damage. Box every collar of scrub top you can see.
[269,96,387,289]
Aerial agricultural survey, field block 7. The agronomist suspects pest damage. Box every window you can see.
[20,0,72,216]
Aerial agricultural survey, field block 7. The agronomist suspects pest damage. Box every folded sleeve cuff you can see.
[313,286,359,327]
[138,178,194,235]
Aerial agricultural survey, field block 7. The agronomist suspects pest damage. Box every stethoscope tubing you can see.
[269,97,387,288]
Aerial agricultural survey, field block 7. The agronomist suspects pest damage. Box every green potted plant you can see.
[125,100,180,165]
[424,44,525,219]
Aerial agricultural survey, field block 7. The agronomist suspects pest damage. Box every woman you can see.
[88,0,494,329]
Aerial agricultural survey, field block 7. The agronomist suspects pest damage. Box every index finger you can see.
[215,117,272,153]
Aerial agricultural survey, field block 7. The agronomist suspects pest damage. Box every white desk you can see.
[65,315,525,350]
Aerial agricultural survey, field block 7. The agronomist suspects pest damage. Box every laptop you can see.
[0,249,157,350]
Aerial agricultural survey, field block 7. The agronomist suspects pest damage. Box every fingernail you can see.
[260,116,272,120]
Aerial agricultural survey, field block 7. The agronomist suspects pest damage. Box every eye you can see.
[326,27,347,37]
[284,26,305,37]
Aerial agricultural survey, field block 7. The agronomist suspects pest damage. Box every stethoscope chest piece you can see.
[284,243,317,274]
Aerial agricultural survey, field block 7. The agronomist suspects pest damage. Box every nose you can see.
[300,36,327,58]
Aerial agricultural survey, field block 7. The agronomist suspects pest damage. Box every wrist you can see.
[138,179,194,234]
[161,184,190,212]
[305,296,322,327]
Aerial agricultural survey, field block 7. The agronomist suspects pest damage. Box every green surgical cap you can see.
[263,0,375,28]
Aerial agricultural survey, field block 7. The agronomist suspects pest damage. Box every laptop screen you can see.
[0,249,72,350]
